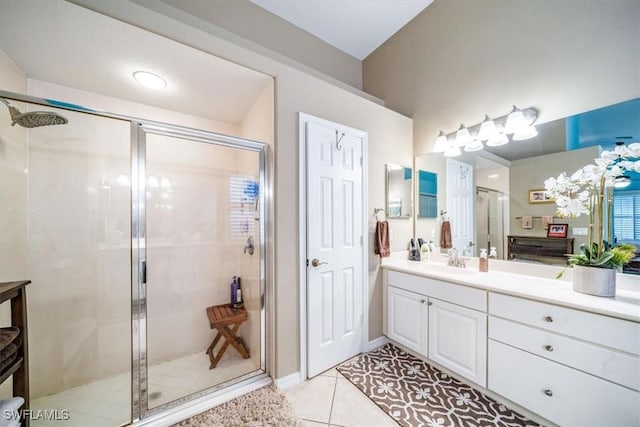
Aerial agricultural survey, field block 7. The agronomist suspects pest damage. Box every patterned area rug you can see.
[337,344,539,427]
[173,385,302,426]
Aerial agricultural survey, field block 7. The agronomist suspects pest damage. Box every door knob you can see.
[311,258,328,267]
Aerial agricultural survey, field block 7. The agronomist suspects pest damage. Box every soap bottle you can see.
[230,276,238,306]
[479,249,488,272]
[489,247,497,258]
[234,276,244,309]
[420,242,431,261]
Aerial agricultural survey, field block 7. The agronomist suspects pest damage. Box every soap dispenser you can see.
[489,247,497,258]
[479,249,488,272]
[408,238,421,261]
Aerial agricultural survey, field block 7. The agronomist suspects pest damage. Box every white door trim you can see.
[298,112,369,380]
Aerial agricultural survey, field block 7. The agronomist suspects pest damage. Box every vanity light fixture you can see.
[443,139,462,157]
[464,137,484,152]
[455,124,472,147]
[478,115,497,141]
[133,71,167,90]
[433,131,448,153]
[433,105,538,156]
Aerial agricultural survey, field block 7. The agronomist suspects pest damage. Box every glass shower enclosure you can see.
[0,91,268,426]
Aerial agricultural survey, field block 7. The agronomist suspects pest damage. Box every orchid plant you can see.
[544,142,640,272]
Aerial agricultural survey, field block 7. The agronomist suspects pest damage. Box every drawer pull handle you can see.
[544,345,554,352]
[543,389,553,397]
[421,299,426,304]
[544,316,553,322]
[427,301,433,306]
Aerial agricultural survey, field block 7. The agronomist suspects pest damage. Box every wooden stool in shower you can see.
[205,304,250,369]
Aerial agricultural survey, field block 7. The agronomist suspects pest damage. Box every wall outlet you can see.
[573,227,588,236]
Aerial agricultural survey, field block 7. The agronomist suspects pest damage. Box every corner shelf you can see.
[0,280,30,426]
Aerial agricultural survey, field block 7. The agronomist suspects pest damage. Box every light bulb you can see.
[455,124,471,147]
[487,132,509,147]
[464,138,484,152]
[504,106,527,134]
[443,142,461,157]
[433,131,448,153]
[513,125,538,141]
[478,116,497,141]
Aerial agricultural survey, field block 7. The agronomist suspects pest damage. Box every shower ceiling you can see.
[0,0,272,124]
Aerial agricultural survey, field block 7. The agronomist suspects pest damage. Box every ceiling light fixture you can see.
[133,71,167,90]
[613,175,632,189]
[432,106,538,156]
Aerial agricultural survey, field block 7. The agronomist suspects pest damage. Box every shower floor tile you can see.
[30,349,259,426]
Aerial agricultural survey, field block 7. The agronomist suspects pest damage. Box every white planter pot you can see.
[572,265,616,297]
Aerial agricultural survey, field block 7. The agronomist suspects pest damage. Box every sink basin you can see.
[417,262,475,275]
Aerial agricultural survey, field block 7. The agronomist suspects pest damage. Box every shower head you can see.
[0,98,68,128]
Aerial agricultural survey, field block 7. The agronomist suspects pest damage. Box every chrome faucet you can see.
[447,248,467,268]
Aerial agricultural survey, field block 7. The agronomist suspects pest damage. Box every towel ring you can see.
[373,208,386,221]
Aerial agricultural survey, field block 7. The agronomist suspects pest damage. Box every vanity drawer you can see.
[388,270,486,312]
[489,292,640,355]
[488,340,640,427]
[489,316,640,391]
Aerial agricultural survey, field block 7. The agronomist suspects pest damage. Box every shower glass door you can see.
[135,125,266,416]
[476,187,505,259]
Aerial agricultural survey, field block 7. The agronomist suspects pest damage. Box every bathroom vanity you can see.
[381,258,640,426]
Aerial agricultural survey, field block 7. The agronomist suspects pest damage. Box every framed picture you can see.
[547,223,568,238]
[529,189,553,204]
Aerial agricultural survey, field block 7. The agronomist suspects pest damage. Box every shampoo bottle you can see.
[479,249,488,272]
[230,276,238,306]
[234,277,244,309]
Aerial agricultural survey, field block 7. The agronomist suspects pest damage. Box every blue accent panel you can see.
[566,115,580,150]
[404,167,412,180]
[44,98,94,112]
[418,170,438,218]
[567,98,640,151]
[418,170,437,195]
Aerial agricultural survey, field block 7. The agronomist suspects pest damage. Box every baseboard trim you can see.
[134,375,272,426]
[274,371,303,390]
[366,336,389,352]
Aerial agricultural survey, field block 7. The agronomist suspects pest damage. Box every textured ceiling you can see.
[250,0,433,60]
[0,0,272,124]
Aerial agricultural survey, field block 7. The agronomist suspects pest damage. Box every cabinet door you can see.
[428,298,487,387]
[387,286,428,355]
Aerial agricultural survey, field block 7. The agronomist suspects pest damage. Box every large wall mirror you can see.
[386,164,413,218]
[414,97,640,272]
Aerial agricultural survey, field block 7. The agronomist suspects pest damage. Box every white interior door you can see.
[305,117,365,377]
[446,158,474,252]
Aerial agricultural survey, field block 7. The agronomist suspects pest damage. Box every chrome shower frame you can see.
[0,89,271,424]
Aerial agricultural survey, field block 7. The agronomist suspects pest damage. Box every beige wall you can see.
[509,146,599,251]
[10,1,415,381]
[143,0,362,89]
[363,0,640,155]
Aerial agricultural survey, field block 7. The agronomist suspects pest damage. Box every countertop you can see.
[381,257,640,323]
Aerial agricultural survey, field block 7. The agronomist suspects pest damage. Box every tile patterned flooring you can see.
[284,367,398,427]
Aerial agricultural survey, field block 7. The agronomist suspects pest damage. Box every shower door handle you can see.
[141,261,147,284]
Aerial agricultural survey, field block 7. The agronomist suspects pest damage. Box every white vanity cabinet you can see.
[387,285,428,354]
[385,270,487,387]
[488,293,640,427]
[428,298,487,386]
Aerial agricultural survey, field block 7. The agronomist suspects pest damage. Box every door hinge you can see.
[306,259,309,267]
[360,235,363,246]
[360,156,363,166]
